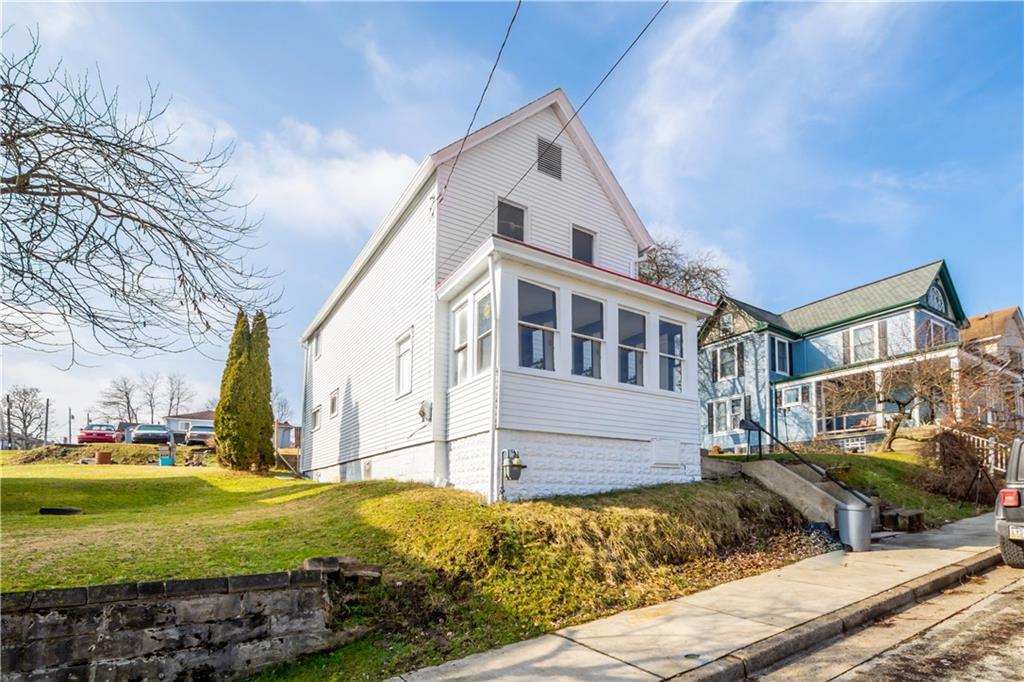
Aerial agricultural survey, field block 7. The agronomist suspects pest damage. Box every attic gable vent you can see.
[537,137,562,179]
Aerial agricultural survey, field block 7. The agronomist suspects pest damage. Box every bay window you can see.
[659,320,684,392]
[571,294,603,378]
[518,281,556,371]
[618,309,646,385]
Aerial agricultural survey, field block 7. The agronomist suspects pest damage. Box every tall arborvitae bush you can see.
[250,311,275,468]
[215,311,256,469]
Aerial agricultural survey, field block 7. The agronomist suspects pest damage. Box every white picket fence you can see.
[939,425,1011,474]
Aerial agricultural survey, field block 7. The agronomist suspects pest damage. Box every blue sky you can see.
[3,2,1021,435]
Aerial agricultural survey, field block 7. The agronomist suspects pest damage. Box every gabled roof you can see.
[302,88,653,341]
[962,306,1023,343]
[726,297,793,333]
[778,260,966,334]
[165,410,216,421]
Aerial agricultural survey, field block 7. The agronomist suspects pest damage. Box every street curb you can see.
[673,546,1002,681]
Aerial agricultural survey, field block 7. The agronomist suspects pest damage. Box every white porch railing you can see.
[938,425,1011,474]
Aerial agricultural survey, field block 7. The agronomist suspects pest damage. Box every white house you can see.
[164,409,215,434]
[299,89,715,501]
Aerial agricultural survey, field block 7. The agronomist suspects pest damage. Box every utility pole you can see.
[67,407,74,444]
[44,398,50,445]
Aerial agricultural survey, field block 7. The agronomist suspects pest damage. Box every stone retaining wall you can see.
[0,556,380,680]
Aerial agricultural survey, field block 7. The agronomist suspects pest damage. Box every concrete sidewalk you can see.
[395,513,998,682]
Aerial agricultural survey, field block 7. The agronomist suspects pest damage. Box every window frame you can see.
[925,319,946,348]
[517,279,558,372]
[496,197,528,242]
[711,397,744,434]
[452,303,470,386]
[570,225,597,265]
[851,323,877,363]
[571,293,604,380]
[617,307,647,386]
[329,389,339,417]
[395,331,413,397]
[716,343,738,381]
[658,318,685,393]
[774,337,791,376]
[781,385,802,407]
[312,406,322,431]
[475,291,493,374]
[313,332,322,359]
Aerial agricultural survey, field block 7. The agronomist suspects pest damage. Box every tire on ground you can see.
[1000,536,1024,569]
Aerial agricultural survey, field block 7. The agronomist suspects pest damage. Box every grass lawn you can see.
[712,450,988,527]
[0,461,829,680]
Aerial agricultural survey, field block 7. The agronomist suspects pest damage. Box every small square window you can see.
[572,227,595,264]
[329,390,339,416]
[497,200,525,241]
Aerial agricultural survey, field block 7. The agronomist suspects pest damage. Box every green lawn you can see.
[712,450,987,527]
[0,462,828,680]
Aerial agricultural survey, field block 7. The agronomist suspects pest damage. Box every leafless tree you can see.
[164,372,194,418]
[638,238,729,303]
[3,385,46,448]
[202,396,218,411]
[271,385,292,424]
[1,32,277,364]
[98,377,138,423]
[137,372,162,423]
[823,328,1020,452]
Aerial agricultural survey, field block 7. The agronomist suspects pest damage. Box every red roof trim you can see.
[438,234,715,308]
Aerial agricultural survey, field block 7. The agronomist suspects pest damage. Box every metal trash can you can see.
[836,504,873,552]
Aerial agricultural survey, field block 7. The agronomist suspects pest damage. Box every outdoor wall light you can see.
[502,448,526,481]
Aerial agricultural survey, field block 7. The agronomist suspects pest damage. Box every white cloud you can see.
[613,3,914,302]
[231,119,419,237]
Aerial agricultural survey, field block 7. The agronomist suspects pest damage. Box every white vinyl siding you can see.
[435,106,641,281]
[300,183,436,474]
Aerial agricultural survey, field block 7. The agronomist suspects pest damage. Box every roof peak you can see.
[782,260,944,316]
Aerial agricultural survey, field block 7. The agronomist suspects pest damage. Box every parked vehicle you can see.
[77,424,117,444]
[995,437,1024,568]
[185,425,215,447]
[131,424,172,445]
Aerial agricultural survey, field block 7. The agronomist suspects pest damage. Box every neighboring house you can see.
[300,89,715,501]
[275,421,301,449]
[698,260,986,453]
[962,306,1024,370]
[961,306,1024,428]
[115,421,139,443]
[165,410,215,434]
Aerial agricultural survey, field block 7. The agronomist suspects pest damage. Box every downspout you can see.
[487,253,502,503]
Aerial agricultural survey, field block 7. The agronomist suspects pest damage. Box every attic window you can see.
[537,137,562,179]
[721,313,734,334]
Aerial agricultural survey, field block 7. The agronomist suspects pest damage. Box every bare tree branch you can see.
[1,31,279,363]
[637,238,728,303]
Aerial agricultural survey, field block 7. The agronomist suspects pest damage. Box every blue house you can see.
[698,260,971,453]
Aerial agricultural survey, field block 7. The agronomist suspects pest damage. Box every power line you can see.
[437,0,524,206]
[436,0,671,275]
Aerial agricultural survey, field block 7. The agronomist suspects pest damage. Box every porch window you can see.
[782,386,801,407]
[618,309,646,385]
[476,294,493,372]
[659,320,684,393]
[572,294,603,378]
[497,200,525,241]
[453,304,469,385]
[853,324,875,362]
[518,281,556,371]
[924,320,946,348]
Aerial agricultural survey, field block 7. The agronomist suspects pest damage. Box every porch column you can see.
[874,370,885,430]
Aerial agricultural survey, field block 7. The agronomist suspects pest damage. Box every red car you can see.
[78,424,118,443]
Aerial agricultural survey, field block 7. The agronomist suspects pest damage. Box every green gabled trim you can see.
[935,261,968,327]
[773,341,961,384]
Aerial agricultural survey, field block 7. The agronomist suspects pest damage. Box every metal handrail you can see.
[739,419,873,508]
